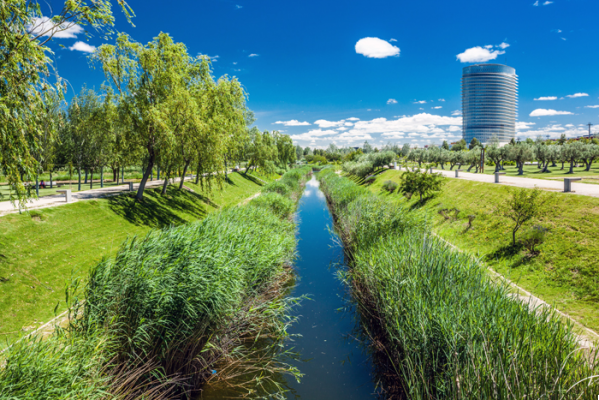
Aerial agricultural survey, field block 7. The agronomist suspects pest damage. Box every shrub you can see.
[381,180,398,193]
[399,169,445,202]
[522,224,548,254]
[263,181,290,196]
[499,187,546,246]
[251,192,295,219]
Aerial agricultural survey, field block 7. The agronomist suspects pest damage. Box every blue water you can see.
[285,177,376,399]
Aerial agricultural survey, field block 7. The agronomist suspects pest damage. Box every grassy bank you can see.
[367,169,599,333]
[318,168,598,399]
[0,167,312,399]
[0,172,274,342]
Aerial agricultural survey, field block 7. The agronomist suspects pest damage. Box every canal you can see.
[201,176,376,399]
[284,176,375,399]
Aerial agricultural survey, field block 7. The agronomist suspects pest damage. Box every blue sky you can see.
[38,0,599,148]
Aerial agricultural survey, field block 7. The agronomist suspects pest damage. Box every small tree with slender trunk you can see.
[500,187,546,246]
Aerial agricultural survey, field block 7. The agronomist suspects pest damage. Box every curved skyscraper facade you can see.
[462,64,518,145]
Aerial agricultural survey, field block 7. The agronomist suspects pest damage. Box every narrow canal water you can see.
[285,176,376,399]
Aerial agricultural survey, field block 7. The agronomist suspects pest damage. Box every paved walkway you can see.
[424,168,599,198]
[0,178,189,216]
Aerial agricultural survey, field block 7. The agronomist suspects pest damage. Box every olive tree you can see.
[500,187,546,246]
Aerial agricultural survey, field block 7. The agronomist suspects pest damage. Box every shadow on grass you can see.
[237,171,265,186]
[107,186,208,228]
[484,242,538,269]
[409,194,438,210]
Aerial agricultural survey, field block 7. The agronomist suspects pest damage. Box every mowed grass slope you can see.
[0,172,271,342]
[367,169,599,332]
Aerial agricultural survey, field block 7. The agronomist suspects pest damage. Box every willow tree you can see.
[0,0,131,206]
[94,33,208,201]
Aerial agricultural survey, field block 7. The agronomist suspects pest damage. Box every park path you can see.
[425,167,599,198]
[0,177,190,217]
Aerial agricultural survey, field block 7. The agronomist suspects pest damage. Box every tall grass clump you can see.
[0,167,313,399]
[251,192,295,219]
[317,168,599,399]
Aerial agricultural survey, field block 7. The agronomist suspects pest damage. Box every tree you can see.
[303,147,312,156]
[466,146,482,172]
[561,142,582,174]
[399,170,445,202]
[469,137,481,150]
[486,144,507,172]
[401,143,411,157]
[295,145,304,161]
[94,33,212,201]
[442,140,450,150]
[362,141,373,154]
[0,0,131,206]
[579,143,599,171]
[507,143,533,175]
[451,139,467,152]
[500,187,546,246]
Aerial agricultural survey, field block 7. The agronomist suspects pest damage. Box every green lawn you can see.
[0,172,272,344]
[464,163,599,184]
[366,169,599,333]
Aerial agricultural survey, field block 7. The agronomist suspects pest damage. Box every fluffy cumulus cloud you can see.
[69,41,96,53]
[456,43,507,63]
[274,120,310,126]
[387,98,398,104]
[534,96,557,101]
[288,113,464,146]
[585,105,599,108]
[346,117,360,121]
[355,37,400,58]
[566,93,588,98]
[28,16,84,38]
[530,109,574,117]
[414,100,427,104]
[517,123,590,140]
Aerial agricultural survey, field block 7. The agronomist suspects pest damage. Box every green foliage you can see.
[263,181,290,196]
[522,225,548,254]
[317,169,599,398]
[381,180,398,193]
[500,187,546,245]
[251,192,295,219]
[399,169,444,202]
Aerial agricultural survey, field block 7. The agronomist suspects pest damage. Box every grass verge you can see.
[318,168,599,399]
[0,172,274,343]
[0,167,312,399]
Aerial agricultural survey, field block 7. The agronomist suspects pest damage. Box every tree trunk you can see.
[467,164,474,172]
[90,168,93,189]
[50,171,53,189]
[122,167,125,184]
[135,153,154,202]
[113,167,117,183]
[150,167,153,181]
[569,161,574,174]
[78,168,82,191]
[179,161,190,190]
[161,168,171,195]
[157,166,160,180]
[494,163,500,173]
[440,162,445,170]
[518,162,524,175]
[35,173,39,197]
[100,167,104,188]
[561,161,565,170]
[512,229,516,246]
[84,169,88,184]
[585,160,593,171]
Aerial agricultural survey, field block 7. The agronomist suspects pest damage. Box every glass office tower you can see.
[462,64,518,145]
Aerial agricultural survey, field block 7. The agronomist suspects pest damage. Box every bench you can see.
[564,177,582,193]
[455,169,463,178]
[56,189,72,203]
[494,172,506,183]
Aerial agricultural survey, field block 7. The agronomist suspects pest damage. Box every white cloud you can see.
[233,62,238,65]
[69,41,96,53]
[28,16,83,39]
[432,106,442,109]
[498,42,510,49]
[346,117,360,121]
[274,120,310,126]
[585,105,599,108]
[355,37,400,58]
[566,93,588,98]
[289,129,338,141]
[248,54,259,57]
[389,38,397,42]
[533,0,539,5]
[314,119,346,128]
[438,99,445,102]
[561,37,567,41]
[387,98,398,104]
[456,46,505,63]
[414,100,427,104]
[452,110,462,116]
[235,4,243,8]
[534,96,557,101]
[543,1,553,4]
[516,122,536,131]
[530,109,574,117]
